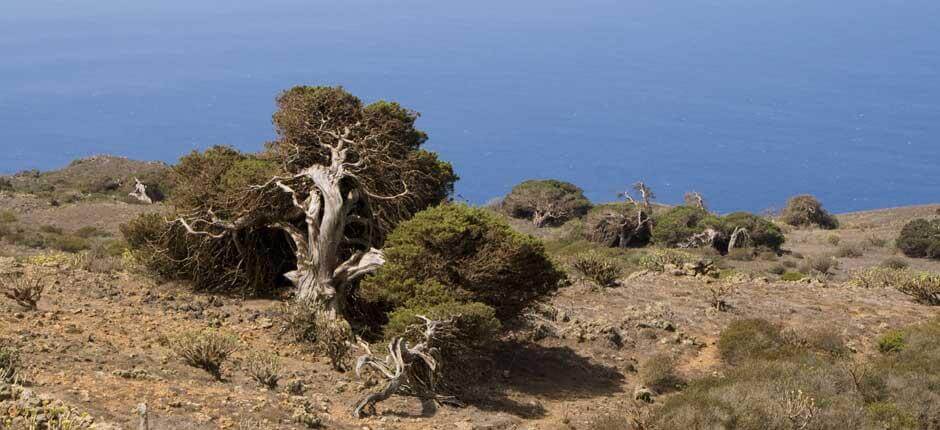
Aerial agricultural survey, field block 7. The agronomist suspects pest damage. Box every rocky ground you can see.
[1,192,939,429]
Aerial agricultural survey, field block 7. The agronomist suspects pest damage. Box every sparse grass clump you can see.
[0,210,16,224]
[278,302,352,371]
[571,251,622,287]
[244,351,281,389]
[780,194,839,229]
[718,319,793,364]
[835,244,863,258]
[801,254,838,276]
[880,257,909,270]
[896,218,940,259]
[171,329,239,380]
[877,330,905,353]
[640,353,684,393]
[826,234,841,246]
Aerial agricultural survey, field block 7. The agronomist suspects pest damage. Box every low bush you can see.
[74,226,109,239]
[171,329,239,380]
[0,210,16,223]
[767,264,786,275]
[501,179,592,227]
[895,272,940,305]
[849,267,908,289]
[243,351,281,389]
[877,330,905,353]
[718,212,785,252]
[637,249,697,272]
[835,244,863,258]
[640,353,684,393]
[0,343,20,383]
[571,251,622,287]
[880,257,909,270]
[780,271,805,281]
[896,218,940,259]
[48,234,91,253]
[1,274,45,310]
[583,202,651,247]
[360,204,564,351]
[718,319,793,364]
[651,206,718,248]
[726,247,755,261]
[780,194,839,229]
[278,302,353,371]
[826,234,841,245]
[801,254,838,275]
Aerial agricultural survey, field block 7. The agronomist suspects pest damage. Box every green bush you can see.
[781,271,805,281]
[877,330,905,353]
[501,179,592,227]
[780,194,839,229]
[48,235,91,253]
[74,226,109,239]
[880,257,909,270]
[896,218,940,259]
[767,264,786,275]
[718,212,785,252]
[651,206,718,248]
[571,251,623,287]
[583,202,651,247]
[801,254,838,275]
[360,204,565,345]
[895,272,940,305]
[0,210,16,224]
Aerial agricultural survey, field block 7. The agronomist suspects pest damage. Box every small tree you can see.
[584,202,651,247]
[125,87,457,325]
[683,191,707,211]
[501,179,591,227]
[781,195,838,229]
[651,206,720,248]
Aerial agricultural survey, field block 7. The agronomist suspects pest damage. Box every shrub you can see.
[877,330,905,353]
[0,210,16,224]
[48,234,91,253]
[866,235,888,248]
[781,259,798,268]
[74,226,109,239]
[835,244,863,258]
[501,179,592,227]
[781,271,805,281]
[727,247,755,261]
[849,267,908,289]
[651,206,718,248]
[895,272,940,305]
[896,218,940,259]
[360,204,564,347]
[243,351,281,389]
[718,212,786,252]
[780,194,839,229]
[38,225,63,235]
[637,249,697,272]
[641,353,684,393]
[880,257,909,270]
[278,302,352,371]
[1,274,45,310]
[571,251,622,287]
[801,254,838,275]
[171,329,239,380]
[583,202,651,247]
[826,234,841,246]
[718,319,793,364]
[767,264,786,275]
[0,344,20,383]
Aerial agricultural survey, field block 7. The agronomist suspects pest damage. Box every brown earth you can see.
[1,196,939,429]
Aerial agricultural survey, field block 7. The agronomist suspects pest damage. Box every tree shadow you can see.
[450,340,625,419]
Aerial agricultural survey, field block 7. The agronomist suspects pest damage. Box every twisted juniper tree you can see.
[164,86,457,320]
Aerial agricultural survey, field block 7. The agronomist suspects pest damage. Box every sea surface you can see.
[1,0,938,213]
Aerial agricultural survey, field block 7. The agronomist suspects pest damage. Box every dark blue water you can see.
[2,0,938,213]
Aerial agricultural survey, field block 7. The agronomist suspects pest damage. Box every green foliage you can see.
[171,329,239,380]
[583,202,651,247]
[651,206,718,247]
[880,257,909,270]
[243,351,281,390]
[571,251,623,287]
[896,218,940,259]
[360,204,564,345]
[877,330,906,353]
[767,264,786,275]
[48,235,91,253]
[894,272,940,305]
[780,194,839,229]
[718,212,786,251]
[501,179,592,227]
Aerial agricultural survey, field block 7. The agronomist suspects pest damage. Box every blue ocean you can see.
[1,0,938,212]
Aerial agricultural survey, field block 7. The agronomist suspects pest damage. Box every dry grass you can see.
[171,329,239,380]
